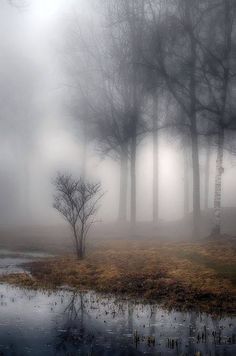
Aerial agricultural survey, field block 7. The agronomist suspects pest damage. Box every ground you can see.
[1,237,235,315]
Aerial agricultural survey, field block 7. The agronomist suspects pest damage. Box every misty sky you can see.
[0,0,236,226]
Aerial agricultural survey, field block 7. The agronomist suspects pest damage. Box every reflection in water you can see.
[55,292,94,354]
[0,284,235,355]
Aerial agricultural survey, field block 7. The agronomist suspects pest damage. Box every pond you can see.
[0,249,53,275]
[0,252,235,355]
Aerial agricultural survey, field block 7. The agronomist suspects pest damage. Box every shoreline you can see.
[0,273,236,318]
[0,239,235,316]
[0,271,235,316]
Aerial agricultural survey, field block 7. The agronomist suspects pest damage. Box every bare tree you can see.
[142,0,216,238]
[92,95,131,222]
[104,0,147,226]
[64,18,129,222]
[60,16,96,180]
[62,4,148,224]
[199,0,236,235]
[53,173,103,259]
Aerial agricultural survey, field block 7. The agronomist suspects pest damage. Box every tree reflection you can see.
[55,292,94,354]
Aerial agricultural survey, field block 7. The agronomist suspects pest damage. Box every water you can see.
[0,285,235,355]
[0,252,235,355]
[0,249,53,274]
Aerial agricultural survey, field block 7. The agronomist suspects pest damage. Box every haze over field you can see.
[0,0,235,231]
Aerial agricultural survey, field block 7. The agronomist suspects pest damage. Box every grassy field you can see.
[1,238,236,315]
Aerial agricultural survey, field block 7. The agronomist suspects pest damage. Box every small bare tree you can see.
[53,173,103,259]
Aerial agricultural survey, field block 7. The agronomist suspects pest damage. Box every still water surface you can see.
[0,251,235,355]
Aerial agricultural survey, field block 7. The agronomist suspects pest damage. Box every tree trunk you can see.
[191,129,201,239]
[22,152,31,223]
[188,6,201,239]
[204,140,211,211]
[76,235,84,259]
[183,147,190,217]
[130,134,137,225]
[130,45,138,227]
[73,228,81,259]
[81,118,87,180]
[212,0,231,235]
[152,95,159,224]
[128,0,139,227]
[212,129,224,235]
[73,225,84,260]
[118,144,128,222]
[79,238,84,259]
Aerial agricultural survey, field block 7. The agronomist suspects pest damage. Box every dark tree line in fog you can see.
[2,0,235,238]
[60,0,236,239]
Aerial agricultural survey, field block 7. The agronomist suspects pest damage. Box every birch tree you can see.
[199,0,236,235]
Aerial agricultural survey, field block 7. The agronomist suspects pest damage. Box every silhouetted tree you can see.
[199,0,236,235]
[53,173,103,259]
[104,0,147,226]
[142,0,217,238]
[63,3,149,224]
[61,16,97,180]
[92,90,131,222]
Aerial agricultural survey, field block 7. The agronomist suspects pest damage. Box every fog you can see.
[0,3,236,354]
[0,0,236,235]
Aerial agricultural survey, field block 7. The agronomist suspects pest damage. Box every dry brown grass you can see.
[1,238,235,314]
